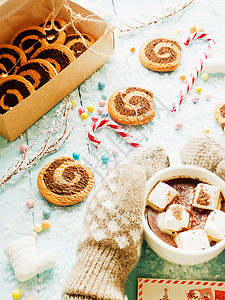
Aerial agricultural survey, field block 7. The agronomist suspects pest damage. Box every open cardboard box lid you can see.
[0,0,114,142]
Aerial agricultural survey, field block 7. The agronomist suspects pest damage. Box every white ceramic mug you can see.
[143,165,225,265]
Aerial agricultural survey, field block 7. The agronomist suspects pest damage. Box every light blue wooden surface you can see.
[1,0,225,299]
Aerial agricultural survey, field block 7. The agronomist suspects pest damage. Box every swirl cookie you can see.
[139,38,182,72]
[0,75,35,114]
[0,44,27,75]
[213,101,225,130]
[11,26,48,59]
[108,87,155,125]
[15,59,57,90]
[31,44,75,73]
[65,33,96,58]
[40,19,66,44]
[37,157,94,206]
[0,64,7,76]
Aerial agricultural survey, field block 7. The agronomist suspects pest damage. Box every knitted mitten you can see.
[62,145,169,300]
[180,135,225,180]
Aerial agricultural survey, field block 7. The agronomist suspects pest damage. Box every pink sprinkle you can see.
[204,93,212,101]
[98,100,106,107]
[26,199,34,208]
[192,94,200,103]
[78,107,85,115]
[97,107,104,115]
[91,115,99,123]
[175,122,183,130]
[112,148,119,155]
[29,232,38,239]
[20,144,28,153]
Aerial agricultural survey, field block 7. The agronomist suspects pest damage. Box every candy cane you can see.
[171,32,215,112]
[88,118,142,148]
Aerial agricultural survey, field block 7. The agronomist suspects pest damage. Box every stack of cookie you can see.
[0,19,96,114]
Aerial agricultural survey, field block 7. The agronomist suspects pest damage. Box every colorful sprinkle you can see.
[26,298,36,300]
[26,199,34,208]
[101,155,109,164]
[202,72,209,80]
[203,128,210,133]
[20,144,28,153]
[192,94,200,103]
[130,47,135,53]
[198,27,204,32]
[189,26,197,33]
[12,289,22,299]
[42,220,51,230]
[87,105,94,113]
[34,224,42,233]
[91,115,99,123]
[101,112,108,118]
[29,231,38,239]
[97,107,104,115]
[43,208,51,219]
[98,81,105,90]
[71,100,77,108]
[204,93,212,101]
[179,74,186,81]
[78,107,85,115]
[80,112,88,120]
[112,148,119,155]
[98,100,106,107]
[195,86,202,94]
[176,29,181,34]
[101,94,107,100]
[175,122,183,130]
[72,152,80,160]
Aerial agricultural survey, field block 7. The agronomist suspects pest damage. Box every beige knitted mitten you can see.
[180,135,225,180]
[62,145,169,300]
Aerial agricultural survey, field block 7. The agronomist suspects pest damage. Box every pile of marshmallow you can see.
[147,182,225,251]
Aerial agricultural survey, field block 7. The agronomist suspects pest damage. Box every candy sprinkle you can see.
[112,148,119,156]
[204,93,212,101]
[195,87,202,94]
[87,105,94,113]
[101,95,107,100]
[202,73,209,81]
[42,220,51,230]
[20,144,28,153]
[130,47,135,53]
[81,112,88,120]
[26,199,34,208]
[175,122,183,130]
[71,100,77,108]
[203,128,210,133]
[179,74,186,81]
[91,116,99,123]
[29,232,38,239]
[72,152,80,160]
[98,100,106,107]
[34,224,42,233]
[43,208,51,219]
[176,29,181,34]
[190,26,197,33]
[101,155,109,164]
[78,107,85,115]
[97,107,104,115]
[98,82,105,91]
[12,289,22,299]
[192,94,200,103]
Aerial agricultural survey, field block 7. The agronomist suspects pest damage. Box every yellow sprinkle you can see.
[87,105,94,113]
[202,72,209,81]
[190,26,197,33]
[130,47,135,53]
[176,29,181,34]
[34,224,42,233]
[198,27,204,32]
[179,74,186,81]
[12,289,22,299]
[42,220,51,230]
[80,112,88,120]
[71,100,77,108]
[203,128,210,133]
[195,86,202,94]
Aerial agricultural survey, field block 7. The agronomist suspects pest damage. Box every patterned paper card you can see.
[138,278,225,300]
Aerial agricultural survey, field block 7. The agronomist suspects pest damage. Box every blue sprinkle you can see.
[101,155,109,164]
[98,81,105,91]
[72,152,80,160]
[101,94,107,100]
[43,208,51,219]
[101,112,108,118]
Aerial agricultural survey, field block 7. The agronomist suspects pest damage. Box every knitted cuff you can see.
[62,243,134,300]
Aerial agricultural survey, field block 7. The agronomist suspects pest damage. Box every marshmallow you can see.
[204,210,225,242]
[147,182,179,212]
[175,229,210,251]
[192,183,220,211]
[157,204,190,234]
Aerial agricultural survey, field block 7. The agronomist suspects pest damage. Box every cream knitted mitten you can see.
[62,145,169,300]
[180,135,225,180]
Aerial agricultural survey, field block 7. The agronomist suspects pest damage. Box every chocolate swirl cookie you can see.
[108,87,155,125]
[40,19,66,44]
[0,75,35,115]
[37,157,94,206]
[64,33,95,58]
[15,59,57,90]
[213,101,225,131]
[139,37,182,72]
[31,44,75,73]
[11,26,48,59]
[0,44,27,75]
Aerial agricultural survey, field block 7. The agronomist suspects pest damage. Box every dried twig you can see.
[115,0,195,37]
[0,98,73,187]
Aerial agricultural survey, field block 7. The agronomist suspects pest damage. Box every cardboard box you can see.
[0,0,114,142]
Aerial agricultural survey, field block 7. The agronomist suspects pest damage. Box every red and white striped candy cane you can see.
[88,118,142,149]
[171,32,215,112]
